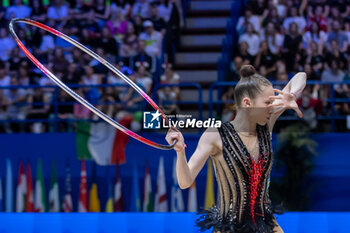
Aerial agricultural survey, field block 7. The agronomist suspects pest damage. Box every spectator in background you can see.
[111,0,132,19]
[98,26,119,57]
[0,27,16,62]
[69,0,91,26]
[97,86,118,118]
[326,20,348,53]
[49,47,70,77]
[261,6,282,30]
[106,7,128,39]
[260,22,284,55]
[135,63,153,94]
[157,0,173,22]
[53,90,74,132]
[133,40,153,72]
[8,47,25,72]
[107,61,129,101]
[328,4,343,25]
[324,40,347,70]
[159,63,180,99]
[254,41,277,77]
[148,3,166,34]
[139,20,162,58]
[0,62,10,90]
[62,63,81,85]
[26,87,50,133]
[5,0,31,20]
[282,22,303,72]
[236,6,260,36]
[307,0,330,17]
[238,22,260,56]
[30,0,47,22]
[304,63,319,81]
[0,5,6,28]
[93,0,111,23]
[55,26,77,52]
[305,41,324,77]
[321,59,346,100]
[275,70,289,90]
[82,65,102,87]
[79,28,98,49]
[121,73,145,111]
[38,29,55,59]
[158,63,180,115]
[249,0,268,16]
[306,5,328,32]
[282,6,306,34]
[236,41,254,65]
[17,64,33,96]
[297,86,322,129]
[227,56,244,82]
[47,0,69,26]
[2,76,27,133]
[221,86,235,122]
[163,0,181,64]
[74,88,92,120]
[302,21,327,52]
[120,23,139,59]
[132,0,150,19]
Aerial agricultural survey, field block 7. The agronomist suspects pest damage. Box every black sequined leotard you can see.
[196,122,280,233]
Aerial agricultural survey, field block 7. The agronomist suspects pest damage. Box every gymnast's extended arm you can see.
[166,127,219,189]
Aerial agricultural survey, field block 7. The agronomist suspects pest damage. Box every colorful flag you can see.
[76,120,132,165]
[105,175,114,212]
[187,182,198,212]
[76,122,93,160]
[78,160,88,212]
[0,178,3,212]
[143,161,153,212]
[49,161,60,212]
[34,159,46,212]
[26,163,34,212]
[130,166,141,212]
[89,162,100,212]
[171,157,184,212]
[154,157,168,212]
[114,165,124,211]
[5,159,13,212]
[16,161,26,212]
[3,0,9,7]
[62,162,73,212]
[204,158,215,209]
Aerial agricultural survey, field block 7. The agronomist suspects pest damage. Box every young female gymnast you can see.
[166,65,306,233]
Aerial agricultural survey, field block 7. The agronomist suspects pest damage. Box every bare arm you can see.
[268,72,307,131]
[166,127,219,189]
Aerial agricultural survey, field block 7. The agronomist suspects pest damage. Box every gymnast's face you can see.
[242,85,274,125]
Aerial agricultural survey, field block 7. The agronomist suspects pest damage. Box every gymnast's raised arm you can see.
[165,127,220,189]
[268,72,307,131]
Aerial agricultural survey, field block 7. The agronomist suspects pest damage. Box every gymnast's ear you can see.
[242,97,252,107]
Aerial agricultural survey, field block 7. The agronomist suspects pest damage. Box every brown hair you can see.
[234,65,272,107]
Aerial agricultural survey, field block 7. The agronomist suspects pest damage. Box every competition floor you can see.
[0,212,349,233]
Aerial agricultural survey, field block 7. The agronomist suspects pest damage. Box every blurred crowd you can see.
[0,0,182,133]
[224,0,350,130]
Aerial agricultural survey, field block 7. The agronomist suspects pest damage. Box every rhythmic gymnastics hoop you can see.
[9,18,177,150]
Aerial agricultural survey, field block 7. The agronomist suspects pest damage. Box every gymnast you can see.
[166,65,306,233]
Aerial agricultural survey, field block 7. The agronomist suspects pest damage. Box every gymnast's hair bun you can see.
[240,65,256,78]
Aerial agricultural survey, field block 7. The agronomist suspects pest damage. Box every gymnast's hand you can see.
[165,127,186,153]
[268,88,303,118]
